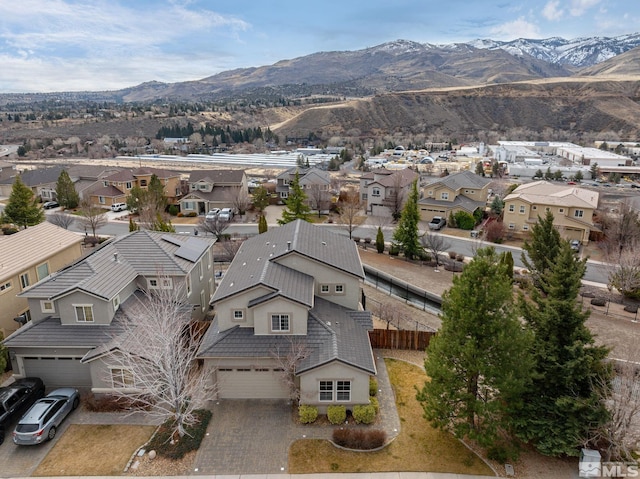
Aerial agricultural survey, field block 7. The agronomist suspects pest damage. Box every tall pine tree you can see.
[516,235,611,456]
[2,176,44,228]
[417,247,532,447]
[55,170,80,209]
[392,179,421,259]
[521,210,561,293]
[278,171,310,225]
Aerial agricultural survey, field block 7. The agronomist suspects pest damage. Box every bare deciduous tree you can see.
[106,279,213,440]
[589,357,640,462]
[421,231,452,268]
[271,337,310,401]
[77,200,108,238]
[218,236,245,262]
[197,216,230,239]
[605,241,640,298]
[338,188,362,239]
[231,188,251,217]
[307,184,331,217]
[47,212,75,230]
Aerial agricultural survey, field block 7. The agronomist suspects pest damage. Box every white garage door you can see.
[22,357,92,388]
[217,368,289,399]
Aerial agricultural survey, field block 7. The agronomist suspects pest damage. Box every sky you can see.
[0,0,637,93]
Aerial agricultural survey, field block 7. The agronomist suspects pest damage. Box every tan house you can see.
[179,169,248,216]
[418,170,492,222]
[197,220,375,411]
[0,222,84,337]
[502,181,599,244]
[87,167,183,209]
[360,168,419,217]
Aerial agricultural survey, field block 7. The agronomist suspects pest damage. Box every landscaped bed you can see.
[32,424,155,476]
[288,358,494,475]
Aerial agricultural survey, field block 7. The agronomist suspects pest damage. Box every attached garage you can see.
[217,368,289,399]
[21,356,92,388]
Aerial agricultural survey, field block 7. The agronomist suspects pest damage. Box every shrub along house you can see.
[197,219,376,412]
[2,231,216,390]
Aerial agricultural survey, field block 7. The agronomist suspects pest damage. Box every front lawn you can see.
[289,358,494,475]
[33,424,155,476]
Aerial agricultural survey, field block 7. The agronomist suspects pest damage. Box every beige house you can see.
[418,170,492,222]
[360,168,419,217]
[197,220,376,411]
[179,169,248,216]
[0,222,84,337]
[502,181,599,244]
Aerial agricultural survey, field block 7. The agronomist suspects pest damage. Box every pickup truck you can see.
[0,377,45,445]
[428,216,446,230]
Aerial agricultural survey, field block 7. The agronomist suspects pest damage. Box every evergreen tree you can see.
[252,185,270,212]
[515,242,611,456]
[151,212,175,232]
[127,185,146,213]
[475,161,485,176]
[417,247,532,447]
[278,171,310,225]
[590,162,599,180]
[55,170,80,209]
[392,179,421,259]
[147,174,167,211]
[129,216,139,232]
[2,176,44,228]
[375,226,385,253]
[521,211,561,293]
[258,214,268,234]
[490,196,504,216]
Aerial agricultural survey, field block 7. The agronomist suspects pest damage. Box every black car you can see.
[43,201,59,209]
[0,377,45,445]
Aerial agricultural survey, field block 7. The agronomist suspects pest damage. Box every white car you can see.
[218,208,234,221]
[205,208,220,220]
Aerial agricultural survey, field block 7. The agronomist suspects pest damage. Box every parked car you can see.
[205,208,220,220]
[12,388,79,445]
[111,202,127,212]
[570,239,581,252]
[42,201,59,209]
[428,216,446,230]
[218,207,234,221]
[0,377,45,445]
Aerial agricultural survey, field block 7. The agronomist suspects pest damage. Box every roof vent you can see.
[113,253,118,262]
[287,241,291,250]
[321,241,327,246]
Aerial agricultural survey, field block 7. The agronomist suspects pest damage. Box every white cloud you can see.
[542,1,565,21]
[569,0,602,17]
[489,17,541,40]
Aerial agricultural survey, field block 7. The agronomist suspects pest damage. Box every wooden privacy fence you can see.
[369,329,435,351]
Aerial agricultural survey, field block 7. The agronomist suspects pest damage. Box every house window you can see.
[0,281,12,292]
[98,196,105,204]
[74,305,94,322]
[508,204,515,212]
[140,179,147,187]
[232,310,244,321]
[574,209,584,218]
[183,201,195,210]
[20,273,30,290]
[200,290,206,313]
[335,284,344,294]
[372,187,381,197]
[103,181,108,187]
[523,225,529,231]
[198,262,203,279]
[559,208,564,213]
[271,314,290,332]
[113,295,120,310]
[126,181,132,189]
[336,381,351,401]
[508,223,516,230]
[280,191,288,199]
[319,380,333,401]
[441,192,449,200]
[532,205,537,210]
[519,205,525,214]
[41,300,55,313]
[320,284,330,294]
[111,368,134,388]
[198,184,207,190]
[427,190,433,197]
[186,275,192,296]
[36,262,50,281]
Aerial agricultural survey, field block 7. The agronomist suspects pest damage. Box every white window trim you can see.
[20,272,30,290]
[110,367,135,389]
[441,192,449,200]
[113,295,121,311]
[232,309,245,321]
[271,313,290,332]
[36,262,50,281]
[74,304,94,323]
[318,380,352,402]
[320,284,330,294]
[41,300,55,313]
[334,284,345,294]
[0,281,12,293]
[186,275,192,296]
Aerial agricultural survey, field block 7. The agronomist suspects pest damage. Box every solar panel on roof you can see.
[174,237,208,263]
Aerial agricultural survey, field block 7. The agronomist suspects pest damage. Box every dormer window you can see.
[74,304,94,322]
[41,300,55,313]
[271,314,290,332]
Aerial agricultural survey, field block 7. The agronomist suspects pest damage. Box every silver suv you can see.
[13,388,79,445]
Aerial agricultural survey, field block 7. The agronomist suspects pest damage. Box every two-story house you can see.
[2,231,216,390]
[0,166,65,201]
[197,220,376,411]
[360,168,418,217]
[179,169,248,216]
[276,167,331,204]
[87,167,183,209]
[502,180,599,244]
[0,222,84,338]
[418,170,492,222]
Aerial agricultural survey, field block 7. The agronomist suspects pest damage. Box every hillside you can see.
[273,78,640,140]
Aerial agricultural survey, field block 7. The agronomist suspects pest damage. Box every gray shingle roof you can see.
[418,194,486,213]
[0,166,64,187]
[197,297,375,375]
[431,170,492,191]
[20,231,215,301]
[212,220,363,304]
[189,169,245,184]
